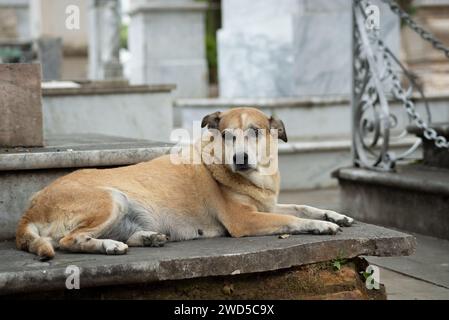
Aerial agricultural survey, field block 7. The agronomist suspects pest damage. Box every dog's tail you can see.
[16,215,55,260]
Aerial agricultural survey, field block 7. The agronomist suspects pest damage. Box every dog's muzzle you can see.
[233,152,251,171]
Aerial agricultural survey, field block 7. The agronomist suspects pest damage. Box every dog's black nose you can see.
[233,153,250,171]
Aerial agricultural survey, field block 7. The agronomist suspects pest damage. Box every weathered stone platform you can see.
[0,222,415,298]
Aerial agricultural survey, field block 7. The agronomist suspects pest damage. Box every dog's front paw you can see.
[103,240,128,255]
[323,210,354,227]
[308,220,341,235]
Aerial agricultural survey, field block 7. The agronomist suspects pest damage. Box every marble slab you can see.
[218,0,400,98]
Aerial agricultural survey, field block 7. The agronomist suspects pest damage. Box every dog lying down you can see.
[16,108,354,260]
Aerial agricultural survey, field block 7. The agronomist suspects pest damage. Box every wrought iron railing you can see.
[351,0,449,171]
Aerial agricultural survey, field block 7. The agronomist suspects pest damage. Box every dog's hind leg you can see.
[126,231,169,247]
[58,187,130,255]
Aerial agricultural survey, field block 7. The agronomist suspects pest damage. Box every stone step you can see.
[0,222,415,298]
[0,134,171,241]
[334,165,449,240]
[174,94,449,140]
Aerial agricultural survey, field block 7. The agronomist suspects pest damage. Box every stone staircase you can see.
[334,122,449,240]
[0,133,417,299]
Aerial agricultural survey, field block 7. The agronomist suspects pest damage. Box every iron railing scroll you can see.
[351,0,449,171]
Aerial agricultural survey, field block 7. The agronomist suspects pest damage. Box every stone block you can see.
[128,0,209,98]
[221,0,303,30]
[217,27,296,98]
[0,63,43,147]
[292,9,352,96]
[218,0,400,98]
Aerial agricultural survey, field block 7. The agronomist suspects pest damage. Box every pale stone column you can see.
[128,0,209,98]
[88,0,123,80]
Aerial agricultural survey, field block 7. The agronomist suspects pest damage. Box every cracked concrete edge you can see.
[0,235,416,296]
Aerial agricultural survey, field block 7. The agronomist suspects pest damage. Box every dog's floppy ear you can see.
[201,111,222,129]
[269,116,288,142]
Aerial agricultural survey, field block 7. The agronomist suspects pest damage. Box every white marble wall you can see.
[128,0,209,98]
[218,0,400,98]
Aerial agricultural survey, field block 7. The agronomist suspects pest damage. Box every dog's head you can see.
[201,107,287,176]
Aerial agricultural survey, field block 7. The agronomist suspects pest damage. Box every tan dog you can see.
[16,108,353,260]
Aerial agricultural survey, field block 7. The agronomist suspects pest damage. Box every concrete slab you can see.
[368,233,449,289]
[0,222,415,296]
[379,267,449,300]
